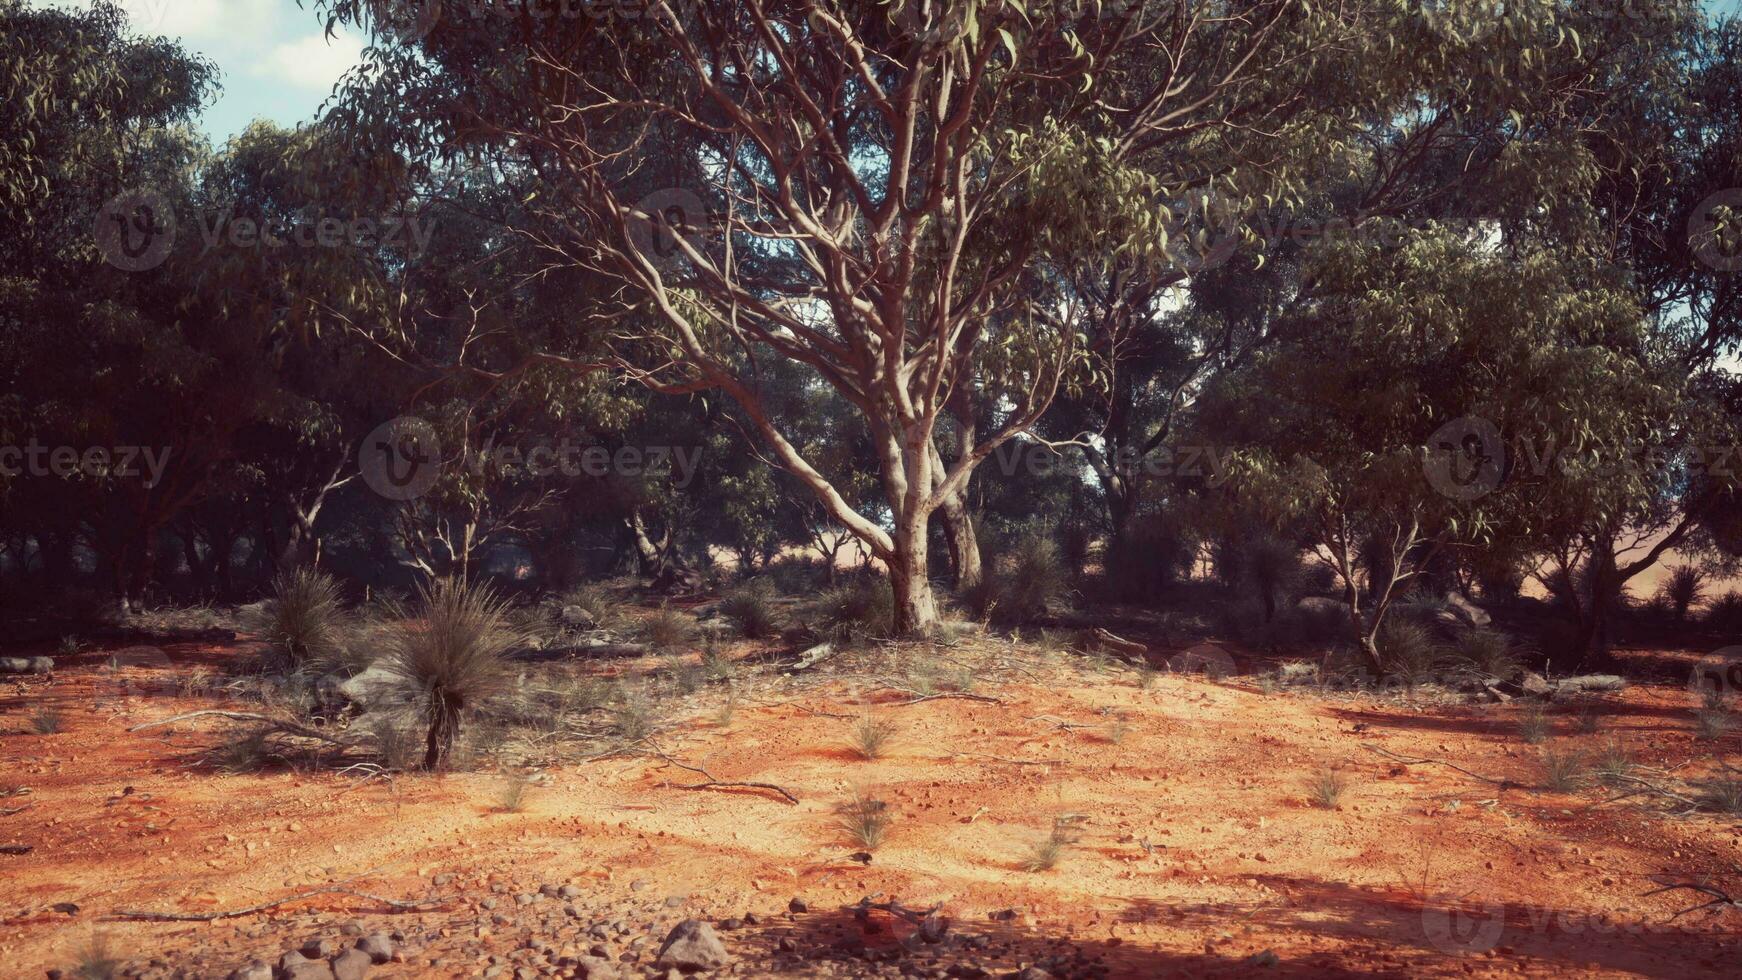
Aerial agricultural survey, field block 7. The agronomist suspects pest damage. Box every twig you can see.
[881,689,1003,706]
[1597,774,1704,809]
[1644,880,1742,919]
[647,749,799,804]
[113,887,442,921]
[1361,745,1514,788]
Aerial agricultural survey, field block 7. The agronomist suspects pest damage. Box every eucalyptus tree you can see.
[315,0,1428,633]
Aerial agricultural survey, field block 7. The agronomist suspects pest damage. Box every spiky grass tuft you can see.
[837,790,892,850]
[1309,768,1349,809]
[380,579,517,771]
[1539,746,1587,792]
[28,707,63,735]
[1517,705,1553,745]
[258,567,349,671]
[849,714,898,761]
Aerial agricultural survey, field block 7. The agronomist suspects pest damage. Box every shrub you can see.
[1707,591,1742,632]
[641,606,694,651]
[1309,768,1349,809]
[849,713,897,760]
[210,731,274,773]
[257,567,349,671]
[367,713,423,770]
[1659,565,1708,622]
[665,655,704,695]
[555,583,622,630]
[1103,514,1195,602]
[720,583,782,639]
[1376,618,1445,684]
[29,707,63,735]
[816,575,894,641]
[1517,705,1553,744]
[965,535,1070,626]
[701,639,737,682]
[836,790,892,850]
[1539,747,1587,792]
[1241,537,1302,619]
[380,579,517,771]
[1450,629,1520,681]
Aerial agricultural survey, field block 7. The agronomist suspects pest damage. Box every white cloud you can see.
[251,27,365,92]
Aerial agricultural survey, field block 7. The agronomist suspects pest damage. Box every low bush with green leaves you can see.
[964,535,1071,627]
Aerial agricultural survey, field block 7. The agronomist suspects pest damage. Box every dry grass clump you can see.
[28,707,63,735]
[849,713,898,760]
[836,789,892,850]
[68,932,121,980]
[380,579,518,771]
[1694,690,1733,742]
[1020,815,1079,872]
[496,771,535,813]
[1376,618,1446,686]
[256,567,350,671]
[556,583,623,629]
[610,684,660,743]
[1451,629,1520,680]
[1517,704,1553,744]
[1592,738,1635,787]
[720,583,782,639]
[815,575,894,641]
[641,605,694,651]
[1309,767,1349,809]
[1539,746,1587,792]
[964,535,1071,626]
[1699,777,1742,815]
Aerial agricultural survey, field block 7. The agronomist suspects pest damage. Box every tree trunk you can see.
[888,515,939,637]
[423,689,460,771]
[938,492,982,591]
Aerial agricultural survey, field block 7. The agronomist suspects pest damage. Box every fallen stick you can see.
[1361,744,1514,788]
[112,887,441,921]
[649,750,799,805]
[1598,773,1704,809]
[883,689,1003,706]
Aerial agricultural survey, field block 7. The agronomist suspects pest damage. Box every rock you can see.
[226,962,272,980]
[1242,949,1281,968]
[663,895,685,908]
[334,665,403,709]
[559,884,582,899]
[0,656,53,675]
[1441,591,1491,627]
[918,911,949,943]
[572,956,621,979]
[338,920,364,937]
[299,938,341,960]
[1519,671,1553,696]
[787,897,807,913]
[1016,969,1054,980]
[330,948,372,980]
[276,952,334,980]
[653,919,731,972]
[540,884,562,898]
[356,934,394,965]
[561,605,597,627]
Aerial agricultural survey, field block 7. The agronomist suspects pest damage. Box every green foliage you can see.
[1102,515,1195,603]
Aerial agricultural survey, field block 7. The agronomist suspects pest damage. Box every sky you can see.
[43,0,367,146]
[39,0,1742,148]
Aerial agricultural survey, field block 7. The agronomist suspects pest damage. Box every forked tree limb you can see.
[1644,880,1742,919]
[113,887,441,921]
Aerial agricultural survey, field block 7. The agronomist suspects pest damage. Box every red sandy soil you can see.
[3,635,1741,978]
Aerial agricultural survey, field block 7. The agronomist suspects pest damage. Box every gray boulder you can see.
[355,934,393,964]
[654,919,731,972]
[226,962,273,980]
[0,656,53,675]
[330,948,372,980]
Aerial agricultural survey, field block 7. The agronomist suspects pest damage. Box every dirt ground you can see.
[3,632,1741,979]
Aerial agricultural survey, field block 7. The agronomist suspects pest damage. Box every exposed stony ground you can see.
[3,628,1742,979]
